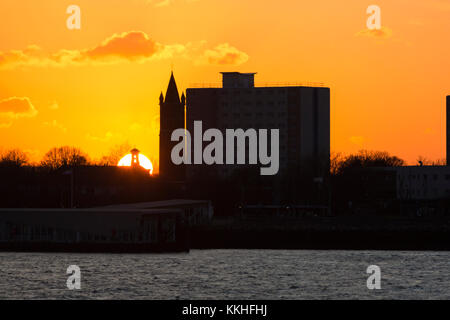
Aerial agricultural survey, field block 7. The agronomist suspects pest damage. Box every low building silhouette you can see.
[0,166,184,208]
[0,207,189,252]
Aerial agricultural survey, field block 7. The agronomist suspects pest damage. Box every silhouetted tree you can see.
[98,143,132,166]
[433,158,447,166]
[0,149,29,167]
[331,150,405,215]
[330,151,344,176]
[334,150,404,175]
[41,146,88,170]
[416,155,446,166]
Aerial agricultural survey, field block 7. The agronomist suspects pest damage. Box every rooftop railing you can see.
[188,81,327,88]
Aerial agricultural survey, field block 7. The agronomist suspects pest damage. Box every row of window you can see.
[189,88,308,97]
[218,89,288,95]
[221,101,287,107]
[0,222,163,243]
[222,112,288,117]
[217,123,296,130]
[405,174,450,180]
[402,188,450,197]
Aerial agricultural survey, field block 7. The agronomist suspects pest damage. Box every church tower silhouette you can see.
[159,72,185,181]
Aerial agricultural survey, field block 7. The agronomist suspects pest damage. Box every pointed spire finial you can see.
[165,72,180,104]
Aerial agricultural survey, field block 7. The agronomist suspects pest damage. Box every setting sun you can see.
[118,153,153,174]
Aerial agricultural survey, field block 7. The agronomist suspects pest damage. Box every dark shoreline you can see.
[0,242,190,253]
[190,229,450,251]
[190,216,450,251]
[1,216,449,253]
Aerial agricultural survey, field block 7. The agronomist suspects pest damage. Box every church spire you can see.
[165,72,180,104]
[159,71,186,181]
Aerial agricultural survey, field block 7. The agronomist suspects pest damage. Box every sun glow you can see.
[118,154,153,174]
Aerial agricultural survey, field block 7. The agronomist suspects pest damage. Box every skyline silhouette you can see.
[1,1,449,165]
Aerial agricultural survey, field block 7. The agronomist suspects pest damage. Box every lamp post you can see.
[62,168,74,208]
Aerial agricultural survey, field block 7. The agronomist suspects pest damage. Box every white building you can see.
[396,166,450,200]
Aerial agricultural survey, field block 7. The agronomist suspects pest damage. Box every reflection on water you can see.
[0,250,449,299]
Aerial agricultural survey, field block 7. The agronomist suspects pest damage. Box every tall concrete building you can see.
[159,72,185,181]
[185,72,330,203]
[447,95,450,165]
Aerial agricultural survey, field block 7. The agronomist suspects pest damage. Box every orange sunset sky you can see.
[1,0,449,172]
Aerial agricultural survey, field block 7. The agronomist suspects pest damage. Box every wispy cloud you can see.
[0,97,38,118]
[142,0,200,7]
[0,117,12,128]
[43,120,67,133]
[195,43,249,66]
[49,101,59,110]
[0,31,248,69]
[86,131,123,143]
[154,0,171,7]
[0,31,186,69]
[0,97,38,127]
[355,26,393,40]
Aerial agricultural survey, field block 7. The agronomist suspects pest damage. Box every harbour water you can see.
[0,250,449,299]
